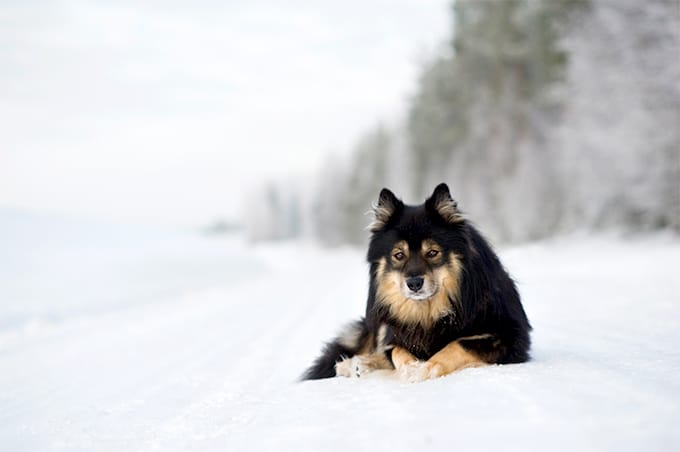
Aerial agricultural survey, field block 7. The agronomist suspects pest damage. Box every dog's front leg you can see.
[396,341,485,383]
[391,346,419,369]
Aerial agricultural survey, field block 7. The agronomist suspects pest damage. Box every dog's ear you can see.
[426,183,463,224]
[369,188,403,232]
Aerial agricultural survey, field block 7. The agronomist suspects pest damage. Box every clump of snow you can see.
[0,212,678,451]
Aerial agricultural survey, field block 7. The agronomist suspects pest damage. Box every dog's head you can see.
[367,183,466,326]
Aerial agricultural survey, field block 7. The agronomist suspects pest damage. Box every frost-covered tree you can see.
[408,0,585,241]
[554,0,680,232]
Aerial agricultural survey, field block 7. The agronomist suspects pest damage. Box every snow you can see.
[1,211,679,451]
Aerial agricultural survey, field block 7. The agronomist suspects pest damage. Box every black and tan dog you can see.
[302,183,531,382]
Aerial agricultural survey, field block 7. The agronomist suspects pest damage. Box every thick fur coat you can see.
[302,184,531,382]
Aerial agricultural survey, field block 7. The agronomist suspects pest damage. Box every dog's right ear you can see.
[369,188,403,232]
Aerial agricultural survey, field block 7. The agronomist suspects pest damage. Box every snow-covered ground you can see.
[1,210,679,451]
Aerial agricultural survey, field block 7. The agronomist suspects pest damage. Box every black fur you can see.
[301,320,370,380]
[302,183,531,380]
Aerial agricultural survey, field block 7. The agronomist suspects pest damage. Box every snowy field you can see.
[1,210,679,451]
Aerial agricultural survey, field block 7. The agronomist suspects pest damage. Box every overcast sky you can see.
[0,0,450,227]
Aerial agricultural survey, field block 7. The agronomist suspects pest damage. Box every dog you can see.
[302,183,531,382]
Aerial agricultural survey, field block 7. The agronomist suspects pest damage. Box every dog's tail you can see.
[300,319,370,380]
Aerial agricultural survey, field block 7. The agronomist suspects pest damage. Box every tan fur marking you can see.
[434,197,463,224]
[376,261,451,326]
[359,352,392,370]
[395,340,487,382]
[440,252,463,302]
[376,253,463,327]
[420,239,442,254]
[391,346,419,369]
[426,340,486,377]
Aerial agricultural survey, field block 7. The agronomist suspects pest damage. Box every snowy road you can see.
[1,212,679,451]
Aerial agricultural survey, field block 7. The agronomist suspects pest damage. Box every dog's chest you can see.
[390,315,456,360]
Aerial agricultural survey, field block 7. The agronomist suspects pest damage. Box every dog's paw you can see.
[334,357,354,377]
[398,361,444,383]
[335,356,374,378]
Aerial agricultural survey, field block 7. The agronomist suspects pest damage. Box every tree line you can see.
[244,0,680,245]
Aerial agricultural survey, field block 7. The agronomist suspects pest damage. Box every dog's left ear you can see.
[425,183,463,224]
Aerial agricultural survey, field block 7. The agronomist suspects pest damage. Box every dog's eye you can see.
[393,251,406,261]
[425,249,439,258]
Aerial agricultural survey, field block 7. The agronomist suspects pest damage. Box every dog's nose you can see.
[406,276,424,292]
